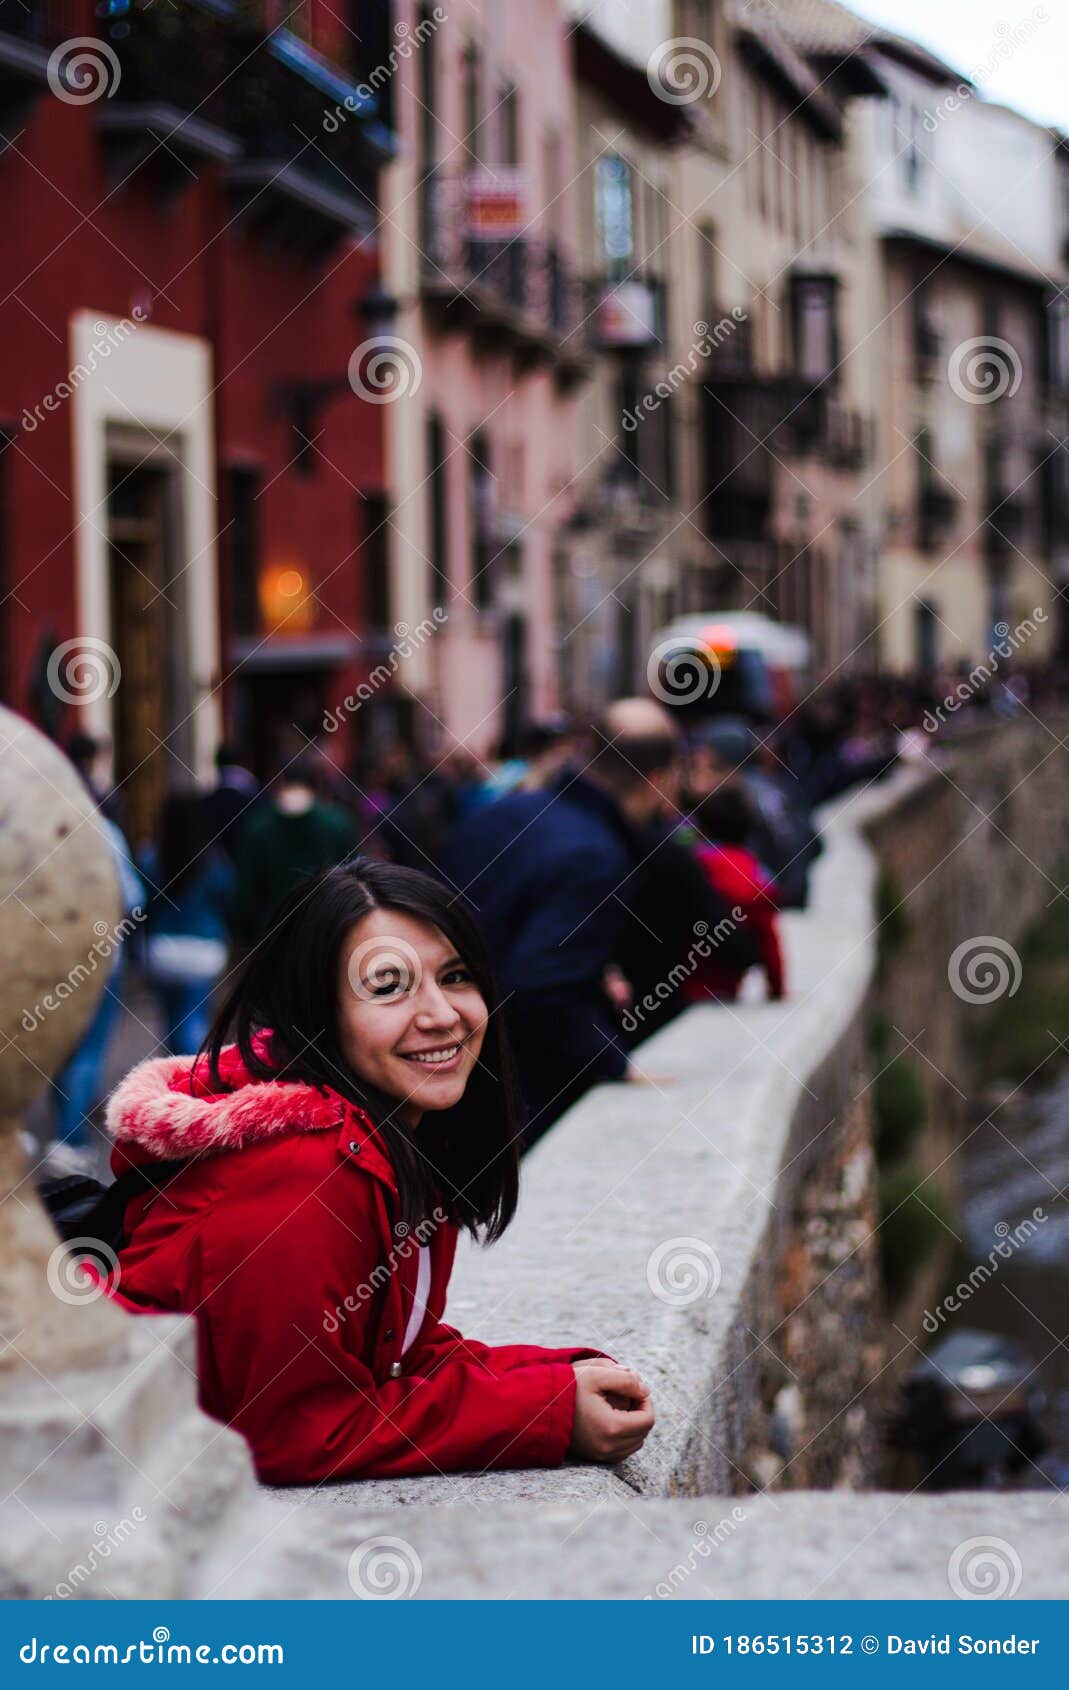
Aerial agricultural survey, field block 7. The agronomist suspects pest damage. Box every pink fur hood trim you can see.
[105,1035,363,1163]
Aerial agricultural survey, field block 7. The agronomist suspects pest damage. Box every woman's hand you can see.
[569,1361,655,1463]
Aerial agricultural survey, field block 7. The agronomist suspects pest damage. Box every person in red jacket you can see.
[104,858,654,1486]
[683,786,786,1004]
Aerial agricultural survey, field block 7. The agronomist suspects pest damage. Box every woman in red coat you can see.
[104,859,654,1486]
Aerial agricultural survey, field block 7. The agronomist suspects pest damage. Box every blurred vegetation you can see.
[968,889,1069,1083]
[873,1055,928,1163]
[868,1008,944,1299]
[878,1162,955,1301]
[874,867,911,974]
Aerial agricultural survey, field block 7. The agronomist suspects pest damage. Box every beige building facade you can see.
[380,0,587,753]
[773,0,1069,675]
[860,50,1067,672]
[379,0,1068,735]
[669,0,887,677]
[556,0,886,700]
[555,14,694,710]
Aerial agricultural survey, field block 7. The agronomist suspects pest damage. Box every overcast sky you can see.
[846,0,1068,130]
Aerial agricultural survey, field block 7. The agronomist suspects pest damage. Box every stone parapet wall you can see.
[863,719,1069,1353]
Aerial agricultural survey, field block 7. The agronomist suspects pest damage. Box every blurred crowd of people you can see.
[43,656,1053,1172]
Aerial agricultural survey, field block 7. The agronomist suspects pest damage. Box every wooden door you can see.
[107,460,172,850]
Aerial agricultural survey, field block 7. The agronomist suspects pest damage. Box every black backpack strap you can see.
[89,1157,194,1255]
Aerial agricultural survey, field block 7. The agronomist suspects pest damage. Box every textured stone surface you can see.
[863,720,1069,1359]
[0,707,121,1117]
[0,1317,256,1600]
[0,706,128,1373]
[0,708,260,1599]
[208,1490,1069,1601]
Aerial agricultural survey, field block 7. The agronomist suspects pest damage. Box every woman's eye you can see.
[367,971,406,998]
[442,967,473,987]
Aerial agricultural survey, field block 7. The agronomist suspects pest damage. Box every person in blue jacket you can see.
[439,700,682,1145]
[43,808,144,1175]
[140,791,236,1056]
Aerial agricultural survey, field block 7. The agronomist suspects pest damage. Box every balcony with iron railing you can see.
[701,304,861,466]
[980,432,1030,560]
[1,1,395,251]
[0,0,80,130]
[0,0,79,41]
[93,0,243,186]
[702,306,756,381]
[916,479,960,552]
[786,385,871,469]
[1039,445,1069,554]
[226,14,397,249]
[912,315,942,385]
[0,0,236,127]
[981,485,1030,560]
[702,374,778,550]
[824,397,871,471]
[704,348,825,475]
[418,165,589,382]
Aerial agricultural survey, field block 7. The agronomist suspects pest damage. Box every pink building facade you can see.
[379,0,588,754]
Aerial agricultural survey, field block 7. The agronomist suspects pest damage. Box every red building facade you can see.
[0,0,395,845]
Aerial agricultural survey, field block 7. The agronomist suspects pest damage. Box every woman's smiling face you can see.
[336,907,489,1124]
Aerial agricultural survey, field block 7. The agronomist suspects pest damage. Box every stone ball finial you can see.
[0,707,123,1108]
[0,705,130,1369]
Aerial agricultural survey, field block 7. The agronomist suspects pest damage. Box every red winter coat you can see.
[103,1036,605,1486]
[683,842,785,1003]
